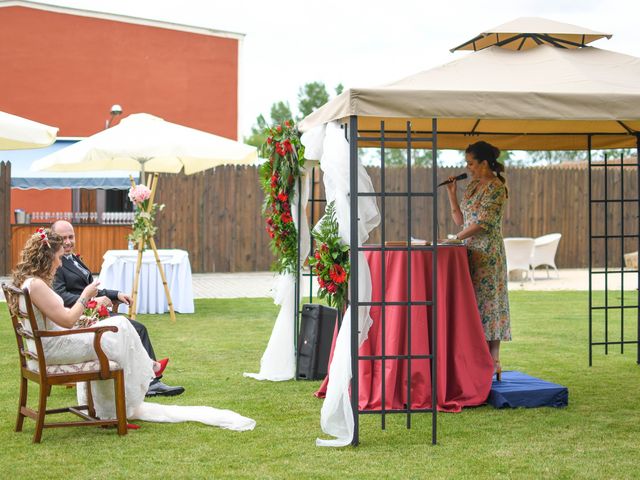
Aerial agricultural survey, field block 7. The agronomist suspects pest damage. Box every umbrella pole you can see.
[129,239,145,320]
[146,173,176,321]
[127,174,141,319]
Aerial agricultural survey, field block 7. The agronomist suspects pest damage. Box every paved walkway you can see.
[1,269,636,302]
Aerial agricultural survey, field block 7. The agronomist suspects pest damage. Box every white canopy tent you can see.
[450,16,612,52]
[299,18,640,448]
[299,45,640,150]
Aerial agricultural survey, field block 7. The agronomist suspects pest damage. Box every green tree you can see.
[244,114,269,149]
[270,101,293,125]
[244,103,292,149]
[297,82,330,119]
[245,82,343,148]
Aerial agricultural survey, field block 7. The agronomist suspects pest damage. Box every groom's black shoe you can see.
[146,380,185,397]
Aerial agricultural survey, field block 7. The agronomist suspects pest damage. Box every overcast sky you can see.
[28,0,640,143]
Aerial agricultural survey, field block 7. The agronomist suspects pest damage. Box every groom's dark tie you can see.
[67,254,90,280]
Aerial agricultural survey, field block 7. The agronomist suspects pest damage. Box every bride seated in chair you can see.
[10,228,255,431]
[11,229,166,421]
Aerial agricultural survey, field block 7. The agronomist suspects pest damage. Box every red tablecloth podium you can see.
[316,246,494,412]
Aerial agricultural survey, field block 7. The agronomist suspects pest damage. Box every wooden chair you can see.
[2,283,127,443]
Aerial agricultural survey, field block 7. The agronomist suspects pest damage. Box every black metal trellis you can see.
[294,117,440,446]
[349,116,439,445]
[588,134,640,365]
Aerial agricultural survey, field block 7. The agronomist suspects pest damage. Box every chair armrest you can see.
[37,325,119,337]
[111,299,122,314]
[38,326,119,379]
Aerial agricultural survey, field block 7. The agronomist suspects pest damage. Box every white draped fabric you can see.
[98,249,194,314]
[301,121,380,447]
[244,171,310,381]
[77,377,256,431]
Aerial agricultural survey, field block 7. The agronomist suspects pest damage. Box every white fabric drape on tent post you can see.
[244,172,310,381]
[301,121,380,447]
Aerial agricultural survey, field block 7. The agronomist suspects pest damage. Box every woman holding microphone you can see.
[445,141,511,380]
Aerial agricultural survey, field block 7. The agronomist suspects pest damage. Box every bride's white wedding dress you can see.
[20,278,255,431]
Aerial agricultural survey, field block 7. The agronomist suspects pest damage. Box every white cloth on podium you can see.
[98,249,194,314]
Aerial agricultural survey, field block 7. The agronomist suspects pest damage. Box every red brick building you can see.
[0,0,244,214]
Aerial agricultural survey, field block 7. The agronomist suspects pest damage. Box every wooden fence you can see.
[151,164,638,272]
[1,163,637,274]
[0,162,11,275]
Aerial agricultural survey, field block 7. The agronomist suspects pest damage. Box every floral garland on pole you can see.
[128,183,165,252]
[259,120,305,273]
[308,201,349,311]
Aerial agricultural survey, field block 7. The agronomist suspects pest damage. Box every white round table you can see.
[98,249,195,314]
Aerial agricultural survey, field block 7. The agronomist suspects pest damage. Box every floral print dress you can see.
[461,178,511,341]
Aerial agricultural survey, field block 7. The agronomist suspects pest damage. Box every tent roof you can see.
[298,45,640,150]
[0,140,138,190]
[450,17,612,52]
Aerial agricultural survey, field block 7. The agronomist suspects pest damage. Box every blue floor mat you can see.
[488,371,568,408]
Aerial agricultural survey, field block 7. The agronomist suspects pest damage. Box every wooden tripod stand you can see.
[128,173,176,322]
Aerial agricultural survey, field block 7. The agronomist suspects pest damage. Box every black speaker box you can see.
[296,304,338,380]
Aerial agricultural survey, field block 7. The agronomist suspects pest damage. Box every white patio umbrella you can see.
[31,112,257,177]
[0,111,58,150]
[30,112,258,323]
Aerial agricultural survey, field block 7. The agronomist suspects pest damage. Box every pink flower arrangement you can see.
[128,184,151,205]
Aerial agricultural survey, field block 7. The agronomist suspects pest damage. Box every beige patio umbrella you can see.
[31,112,257,177]
[450,17,612,52]
[32,112,258,321]
[0,110,58,150]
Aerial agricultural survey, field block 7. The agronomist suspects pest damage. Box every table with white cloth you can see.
[98,249,195,314]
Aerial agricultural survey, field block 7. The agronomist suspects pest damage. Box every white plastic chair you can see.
[530,233,562,279]
[504,238,535,282]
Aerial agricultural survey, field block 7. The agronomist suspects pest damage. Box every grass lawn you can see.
[1,291,639,479]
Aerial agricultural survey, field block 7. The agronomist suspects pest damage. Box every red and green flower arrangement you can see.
[75,299,110,328]
[259,121,305,273]
[308,202,350,311]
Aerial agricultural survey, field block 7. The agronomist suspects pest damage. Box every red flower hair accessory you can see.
[35,228,50,248]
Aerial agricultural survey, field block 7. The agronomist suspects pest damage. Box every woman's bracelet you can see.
[77,297,89,308]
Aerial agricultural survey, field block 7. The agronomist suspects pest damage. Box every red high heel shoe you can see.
[127,423,141,430]
[154,358,169,378]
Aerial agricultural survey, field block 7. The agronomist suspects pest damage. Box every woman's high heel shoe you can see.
[154,358,169,378]
[494,360,502,382]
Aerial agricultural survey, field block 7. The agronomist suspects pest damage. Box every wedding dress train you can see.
[21,278,256,431]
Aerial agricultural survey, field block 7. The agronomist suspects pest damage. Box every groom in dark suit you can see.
[51,220,184,397]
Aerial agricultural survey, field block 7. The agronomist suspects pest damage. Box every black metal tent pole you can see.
[294,174,302,364]
[348,115,360,446]
[431,118,439,444]
[588,135,593,367]
[637,133,640,365]
[620,151,625,354]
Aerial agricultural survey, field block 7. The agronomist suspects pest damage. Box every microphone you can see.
[437,173,467,187]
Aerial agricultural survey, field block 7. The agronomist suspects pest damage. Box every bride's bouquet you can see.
[74,299,110,328]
